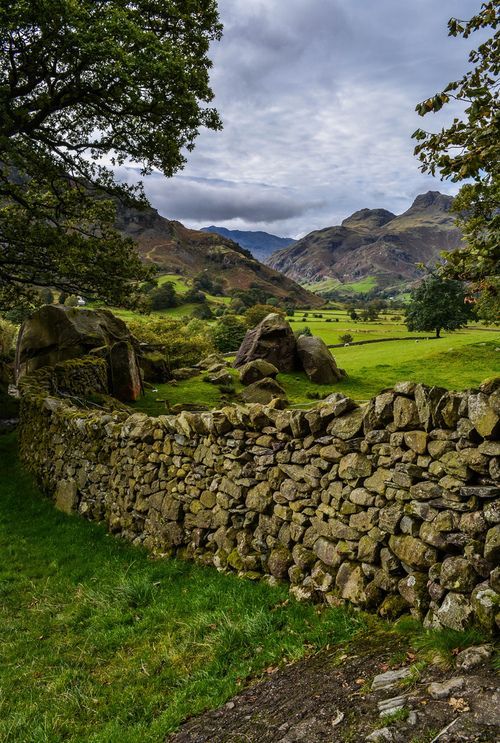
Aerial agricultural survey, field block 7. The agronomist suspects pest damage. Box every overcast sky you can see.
[122,0,484,238]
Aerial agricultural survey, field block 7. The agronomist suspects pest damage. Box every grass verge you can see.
[0,433,364,743]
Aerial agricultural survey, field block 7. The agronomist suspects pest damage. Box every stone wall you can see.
[18,357,499,633]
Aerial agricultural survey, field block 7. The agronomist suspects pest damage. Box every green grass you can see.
[129,335,499,416]
[131,370,244,415]
[302,276,378,295]
[329,335,499,400]
[0,433,364,742]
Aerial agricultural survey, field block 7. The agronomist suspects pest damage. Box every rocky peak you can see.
[408,191,454,212]
[341,208,396,232]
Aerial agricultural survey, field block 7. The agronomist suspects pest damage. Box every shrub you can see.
[244,304,285,328]
[149,282,178,310]
[213,314,247,352]
[295,326,312,337]
[339,333,353,344]
[127,317,214,370]
[0,317,18,357]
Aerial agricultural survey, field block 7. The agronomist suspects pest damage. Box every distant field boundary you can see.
[327,335,436,348]
[223,335,436,357]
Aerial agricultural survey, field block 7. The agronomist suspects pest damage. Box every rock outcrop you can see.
[238,359,279,385]
[296,335,346,384]
[234,314,345,384]
[15,305,141,401]
[234,314,298,372]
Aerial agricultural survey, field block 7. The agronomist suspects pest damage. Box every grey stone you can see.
[239,377,288,405]
[371,667,411,691]
[234,313,298,372]
[238,359,279,385]
[456,645,492,670]
[296,334,345,384]
[427,677,464,700]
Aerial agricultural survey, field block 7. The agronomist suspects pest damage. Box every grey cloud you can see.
[117,1,486,237]
[119,170,322,225]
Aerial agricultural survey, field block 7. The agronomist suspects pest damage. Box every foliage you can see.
[0,316,17,356]
[405,274,472,338]
[192,303,214,320]
[64,294,80,307]
[213,314,247,352]
[413,2,499,317]
[229,287,270,309]
[244,304,285,328]
[127,317,214,370]
[0,433,364,742]
[0,1,222,309]
[149,282,178,310]
[295,325,312,337]
[339,333,353,344]
[193,272,224,295]
[38,287,54,305]
[474,275,500,324]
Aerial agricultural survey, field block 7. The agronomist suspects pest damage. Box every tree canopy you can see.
[412,1,499,321]
[0,0,222,310]
[405,274,472,338]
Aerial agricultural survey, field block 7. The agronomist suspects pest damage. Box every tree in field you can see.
[0,1,222,310]
[149,282,178,310]
[412,2,499,321]
[405,274,472,338]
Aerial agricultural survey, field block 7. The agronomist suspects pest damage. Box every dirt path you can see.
[169,639,499,743]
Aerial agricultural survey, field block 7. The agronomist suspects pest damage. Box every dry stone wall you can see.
[18,358,500,633]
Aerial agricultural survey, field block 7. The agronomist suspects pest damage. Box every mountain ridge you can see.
[115,204,322,307]
[267,191,463,293]
[201,226,296,262]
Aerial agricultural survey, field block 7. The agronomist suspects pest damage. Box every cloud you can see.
[126,172,322,223]
[122,0,487,237]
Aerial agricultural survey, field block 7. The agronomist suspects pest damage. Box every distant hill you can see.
[267,192,463,295]
[201,226,296,262]
[116,205,322,307]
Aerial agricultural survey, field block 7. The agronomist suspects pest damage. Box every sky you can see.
[121,0,484,239]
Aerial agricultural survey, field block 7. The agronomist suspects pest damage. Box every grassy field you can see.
[0,433,365,743]
[130,333,499,415]
[302,275,379,295]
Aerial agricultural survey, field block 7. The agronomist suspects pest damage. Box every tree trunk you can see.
[435,328,441,338]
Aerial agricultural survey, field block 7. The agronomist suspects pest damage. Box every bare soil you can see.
[169,637,499,743]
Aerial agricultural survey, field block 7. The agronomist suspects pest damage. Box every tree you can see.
[339,333,353,344]
[412,2,499,319]
[213,314,247,353]
[149,282,178,310]
[244,303,285,328]
[0,1,222,310]
[405,274,472,338]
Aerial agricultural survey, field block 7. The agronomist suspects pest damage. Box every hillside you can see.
[201,226,296,262]
[115,204,322,307]
[267,192,463,293]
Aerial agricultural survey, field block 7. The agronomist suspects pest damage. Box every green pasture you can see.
[285,334,499,403]
[130,332,499,415]
[0,433,364,742]
[302,275,378,295]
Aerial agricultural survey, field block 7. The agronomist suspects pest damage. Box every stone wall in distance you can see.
[18,357,500,633]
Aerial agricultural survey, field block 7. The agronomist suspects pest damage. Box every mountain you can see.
[116,204,322,307]
[267,192,463,293]
[201,226,296,262]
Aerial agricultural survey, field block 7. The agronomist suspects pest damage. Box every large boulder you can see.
[15,305,141,401]
[233,313,298,372]
[239,377,288,405]
[238,359,279,386]
[296,334,345,384]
